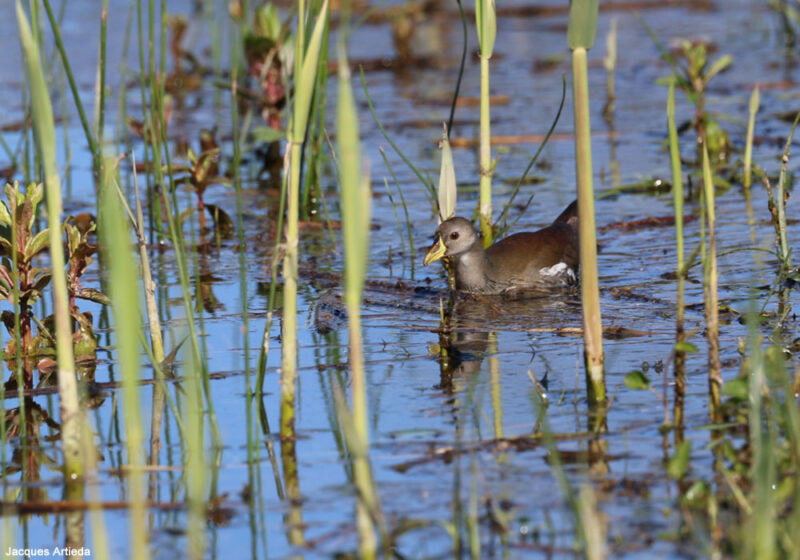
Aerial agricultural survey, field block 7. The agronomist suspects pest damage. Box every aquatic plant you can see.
[643,19,733,163]
[334,11,389,555]
[98,159,148,560]
[173,129,229,230]
[702,145,721,421]
[667,83,688,433]
[438,124,457,223]
[743,86,760,189]
[0,182,52,387]
[17,0,83,501]
[476,0,496,245]
[280,0,329,443]
[568,0,605,402]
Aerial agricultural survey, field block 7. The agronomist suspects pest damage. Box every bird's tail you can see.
[552,200,578,228]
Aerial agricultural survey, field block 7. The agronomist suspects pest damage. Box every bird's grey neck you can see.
[454,244,490,292]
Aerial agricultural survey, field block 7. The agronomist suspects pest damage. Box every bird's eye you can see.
[450,231,460,241]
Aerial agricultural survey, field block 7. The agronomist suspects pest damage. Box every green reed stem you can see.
[497,75,566,231]
[185,343,207,560]
[41,0,99,173]
[701,145,721,422]
[775,111,799,270]
[378,147,415,265]
[17,0,82,484]
[447,0,468,135]
[476,0,496,246]
[478,54,493,245]
[282,0,329,443]
[338,15,388,554]
[744,86,759,189]
[743,308,773,559]
[568,0,603,402]
[100,159,149,560]
[360,68,435,199]
[571,46,605,402]
[667,83,686,432]
[97,0,108,146]
[382,178,407,257]
[127,156,167,473]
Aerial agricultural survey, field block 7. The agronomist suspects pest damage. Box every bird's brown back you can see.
[484,222,578,285]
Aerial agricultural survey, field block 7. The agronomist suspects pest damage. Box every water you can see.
[1,0,799,557]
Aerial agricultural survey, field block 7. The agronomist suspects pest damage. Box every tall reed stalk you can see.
[774,113,797,272]
[337,24,388,557]
[701,145,721,421]
[277,0,329,550]
[476,0,496,245]
[280,0,329,438]
[667,83,686,434]
[568,0,604,402]
[99,160,148,560]
[749,334,773,558]
[16,0,83,487]
[744,86,759,189]
[185,341,207,560]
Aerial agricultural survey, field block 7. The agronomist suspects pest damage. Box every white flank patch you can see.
[539,262,568,277]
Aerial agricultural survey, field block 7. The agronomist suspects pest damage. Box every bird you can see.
[423,200,579,294]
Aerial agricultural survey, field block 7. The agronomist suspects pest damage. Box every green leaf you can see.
[623,370,650,390]
[667,439,691,480]
[437,124,457,221]
[252,126,286,144]
[0,199,11,227]
[567,0,599,50]
[26,228,50,259]
[291,0,330,141]
[475,0,496,57]
[337,41,370,306]
[254,2,282,41]
[683,479,708,505]
[675,340,698,353]
[30,271,52,296]
[28,182,43,209]
[703,54,732,85]
[749,84,760,116]
[722,378,748,400]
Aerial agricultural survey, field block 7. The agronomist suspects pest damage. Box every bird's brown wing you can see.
[485,223,578,286]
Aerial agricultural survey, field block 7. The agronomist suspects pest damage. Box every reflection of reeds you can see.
[568,0,605,402]
[602,19,617,118]
[667,83,686,432]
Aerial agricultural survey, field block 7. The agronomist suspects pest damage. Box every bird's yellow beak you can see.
[423,237,447,265]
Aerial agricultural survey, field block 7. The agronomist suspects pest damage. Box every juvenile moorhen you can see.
[423,200,579,294]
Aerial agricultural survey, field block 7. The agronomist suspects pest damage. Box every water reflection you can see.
[436,291,579,389]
